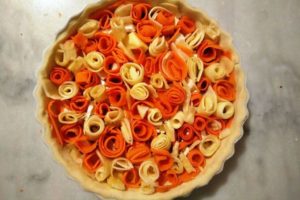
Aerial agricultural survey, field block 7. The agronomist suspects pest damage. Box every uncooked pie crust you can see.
[34,0,249,199]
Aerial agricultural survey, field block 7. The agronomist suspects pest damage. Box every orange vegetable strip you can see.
[89,9,113,29]
[156,170,180,193]
[126,143,151,165]
[122,168,141,188]
[106,86,127,107]
[49,67,72,86]
[179,136,199,151]
[136,20,161,43]
[156,10,175,26]
[178,167,200,182]
[178,123,196,142]
[166,26,180,44]
[94,32,116,55]
[191,92,202,107]
[83,151,101,173]
[72,32,88,50]
[84,40,98,54]
[112,48,128,64]
[197,39,224,65]
[132,48,146,64]
[154,98,178,119]
[152,149,174,172]
[98,127,126,158]
[177,16,196,35]
[60,124,83,144]
[74,135,98,154]
[95,102,110,118]
[213,80,236,101]
[176,43,194,57]
[131,3,151,23]
[193,115,207,132]
[160,51,187,81]
[70,96,89,112]
[105,73,123,87]
[103,55,120,74]
[47,100,64,145]
[187,149,205,168]
[197,77,211,93]
[132,119,155,142]
[165,82,186,105]
[206,118,225,136]
[143,56,158,77]
[75,69,100,90]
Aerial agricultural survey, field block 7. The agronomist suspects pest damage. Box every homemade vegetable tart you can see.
[35,0,249,199]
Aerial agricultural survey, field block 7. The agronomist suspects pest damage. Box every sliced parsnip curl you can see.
[171,156,184,174]
[84,51,105,72]
[199,135,221,157]
[164,121,175,142]
[78,19,99,38]
[83,85,106,102]
[140,182,156,195]
[197,86,217,116]
[187,55,204,83]
[216,101,235,119]
[150,73,169,89]
[185,28,205,49]
[130,82,150,100]
[107,175,126,191]
[147,108,163,126]
[58,110,84,124]
[204,63,226,82]
[120,62,144,86]
[120,118,133,144]
[171,141,180,158]
[170,111,185,129]
[104,107,124,125]
[179,153,195,174]
[68,56,86,73]
[95,151,111,182]
[182,81,196,124]
[151,134,171,151]
[55,40,77,67]
[205,22,220,40]
[149,36,168,56]
[220,57,235,76]
[84,115,105,140]
[58,81,79,100]
[139,160,160,184]
[137,105,149,119]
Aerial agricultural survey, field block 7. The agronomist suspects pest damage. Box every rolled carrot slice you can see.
[213,80,236,101]
[89,9,113,29]
[197,77,211,93]
[70,96,89,112]
[152,149,174,172]
[98,127,126,158]
[83,151,101,173]
[94,102,110,118]
[191,92,202,107]
[132,48,146,64]
[94,32,116,55]
[187,149,205,168]
[72,32,88,50]
[193,115,207,132]
[84,40,98,54]
[154,98,178,119]
[103,55,120,74]
[74,135,98,154]
[206,118,225,136]
[126,143,151,165]
[143,56,158,77]
[178,123,196,142]
[131,3,151,23]
[165,82,186,105]
[47,100,64,145]
[136,20,161,43]
[197,39,224,65]
[156,170,180,193]
[177,16,196,35]
[156,10,175,26]
[160,51,187,81]
[112,48,128,64]
[179,136,199,151]
[178,167,200,182]
[105,74,123,87]
[106,86,127,107]
[131,119,155,142]
[60,124,83,143]
[49,67,72,86]
[122,168,141,188]
[75,69,100,90]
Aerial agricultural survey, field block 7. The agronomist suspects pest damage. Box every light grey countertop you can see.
[0,0,299,199]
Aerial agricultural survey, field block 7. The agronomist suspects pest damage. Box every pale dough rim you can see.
[34,0,249,199]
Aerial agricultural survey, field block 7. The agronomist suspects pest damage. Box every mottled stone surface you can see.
[0,0,299,199]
